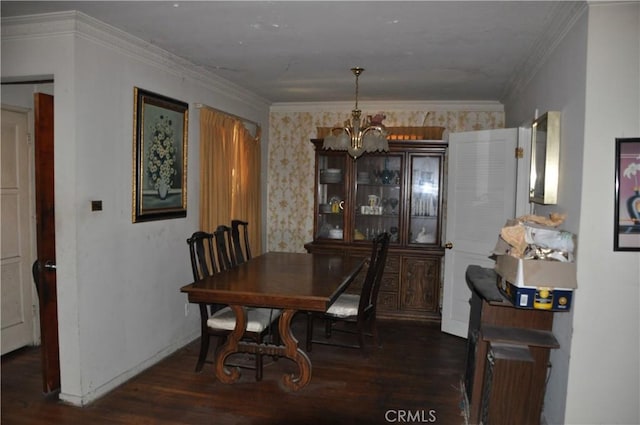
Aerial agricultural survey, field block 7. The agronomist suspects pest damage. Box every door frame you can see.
[33,92,60,394]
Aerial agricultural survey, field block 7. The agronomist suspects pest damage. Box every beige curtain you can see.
[199,108,262,256]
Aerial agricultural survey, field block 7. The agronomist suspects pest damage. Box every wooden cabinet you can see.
[464,265,559,425]
[304,137,447,321]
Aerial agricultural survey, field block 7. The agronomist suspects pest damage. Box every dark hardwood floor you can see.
[2,316,467,425]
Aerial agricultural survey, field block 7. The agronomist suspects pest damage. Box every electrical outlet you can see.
[184,303,189,317]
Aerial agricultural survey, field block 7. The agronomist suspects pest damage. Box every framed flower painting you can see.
[132,87,188,222]
[614,138,640,251]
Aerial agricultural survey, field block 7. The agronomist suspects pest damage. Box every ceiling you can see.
[1,1,583,104]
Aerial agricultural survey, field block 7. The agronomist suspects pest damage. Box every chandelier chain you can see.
[351,67,363,112]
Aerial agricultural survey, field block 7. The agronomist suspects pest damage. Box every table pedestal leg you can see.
[278,309,311,391]
[214,305,246,384]
[214,306,312,391]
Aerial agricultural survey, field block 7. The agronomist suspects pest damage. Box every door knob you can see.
[444,242,453,249]
[44,260,57,270]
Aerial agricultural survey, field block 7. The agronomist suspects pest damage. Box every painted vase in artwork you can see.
[157,180,169,200]
[627,189,640,224]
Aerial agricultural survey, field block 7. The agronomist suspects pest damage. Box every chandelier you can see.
[323,67,389,159]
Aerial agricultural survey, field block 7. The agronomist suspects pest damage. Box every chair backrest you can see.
[213,225,234,271]
[187,231,217,281]
[231,219,251,265]
[358,232,390,318]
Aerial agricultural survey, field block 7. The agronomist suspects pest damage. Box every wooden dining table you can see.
[180,251,365,391]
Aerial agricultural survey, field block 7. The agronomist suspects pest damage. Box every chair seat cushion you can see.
[326,294,360,318]
[207,307,281,333]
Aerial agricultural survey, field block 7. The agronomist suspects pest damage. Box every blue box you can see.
[498,278,573,312]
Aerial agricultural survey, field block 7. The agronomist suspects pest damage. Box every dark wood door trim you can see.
[34,92,60,394]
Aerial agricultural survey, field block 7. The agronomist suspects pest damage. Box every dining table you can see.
[180,251,366,391]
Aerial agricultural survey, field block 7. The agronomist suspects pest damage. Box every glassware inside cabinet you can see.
[354,155,402,243]
[409,155,441,245]
[316,153,346,240]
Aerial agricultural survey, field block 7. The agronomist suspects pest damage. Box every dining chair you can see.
[231,219,251,265]
[306,232,390,354]
[213,225,235,270]
[186,230,281,380]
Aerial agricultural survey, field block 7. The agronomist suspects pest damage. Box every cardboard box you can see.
[495,255,576,312]
[497,277,573,311]
[492,220,577,311]
[495,254,577,289]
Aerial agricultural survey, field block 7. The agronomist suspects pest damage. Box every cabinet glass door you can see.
[316,153,346,240]
[409,155,441,245]
[354,155,402,243]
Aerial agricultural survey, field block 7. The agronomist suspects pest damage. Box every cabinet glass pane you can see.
[409,155,440,244]
[316,153,346,240]
[354,155,402,243]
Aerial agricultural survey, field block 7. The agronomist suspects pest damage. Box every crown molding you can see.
[270,100,504,114]
[501,1,588,102]
[1,11,271,112]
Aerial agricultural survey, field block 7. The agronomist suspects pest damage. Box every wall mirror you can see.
[529,111,560,204]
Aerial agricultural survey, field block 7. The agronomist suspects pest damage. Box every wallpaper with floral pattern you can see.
[267,108,504,252]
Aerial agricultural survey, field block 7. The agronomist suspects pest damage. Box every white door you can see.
[441,128,519,338]
[1,108,37,354]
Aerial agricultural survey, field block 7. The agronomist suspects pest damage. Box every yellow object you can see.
[534,287,553,310]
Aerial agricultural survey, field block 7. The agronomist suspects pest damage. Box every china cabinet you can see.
[304,131,447,321]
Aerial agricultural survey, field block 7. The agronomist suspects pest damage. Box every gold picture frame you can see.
[132,87,188,222]
[529,111,560,205]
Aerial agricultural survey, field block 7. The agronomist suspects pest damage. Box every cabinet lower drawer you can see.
[378,291,398,312]
[348,254,399,294]
[350,272,399,292]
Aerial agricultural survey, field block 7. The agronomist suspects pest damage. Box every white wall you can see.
[1,12,270,405]
[504,3,640,424]
[567,3,639,424]
[505,6,588,423]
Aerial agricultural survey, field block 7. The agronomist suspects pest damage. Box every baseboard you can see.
[58,332,199,406]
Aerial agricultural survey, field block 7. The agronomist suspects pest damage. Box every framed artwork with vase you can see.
[614,137,640,251]
[132,87,188,222]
